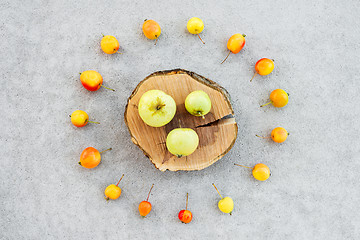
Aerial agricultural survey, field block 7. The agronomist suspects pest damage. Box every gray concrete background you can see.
[1,0,359,239]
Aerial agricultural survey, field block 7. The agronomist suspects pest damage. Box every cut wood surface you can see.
[124,69,238,171]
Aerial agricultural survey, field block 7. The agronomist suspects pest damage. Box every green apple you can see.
[166,128,199,157]
[218,197,234,214]
[185,90,211,118]
[138,90,176,127]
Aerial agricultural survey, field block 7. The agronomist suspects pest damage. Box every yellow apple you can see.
[138,90,176,127]
[185,90,211,118]
[166,128,199,157]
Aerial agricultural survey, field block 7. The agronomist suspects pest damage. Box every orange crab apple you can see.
[105,174,124,200]
[250,58,275,82]
[234,163,271,181]
[80,70,115,92]
[101,35,120,54]
[256,127,289,143]
[178,193,192,224]
[221,33,246,64]
[70,110,99,127]
[78,147,112,169]
[138,184,154,217]
[142,19,161,45]
[260,89,289,108]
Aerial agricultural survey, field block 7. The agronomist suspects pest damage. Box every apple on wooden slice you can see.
[166,128,199,158]
[138,90,176,127]
[185,90,211,119]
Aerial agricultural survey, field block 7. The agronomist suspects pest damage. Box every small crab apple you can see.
[101,35,120,54]
[78,147,112,169]
[138,184,154,217]
[260,89,289,108]
[142,19,161,45]
[80,70,115,92]
[178,193,193,224]
[212,183,234,215]
[70,110,99,127]
[105,174,124,200]
[221,33,246,64]
[234,163,271,181]
[187,17,205,44]
[250,58,275,82]
[256,127,289,143]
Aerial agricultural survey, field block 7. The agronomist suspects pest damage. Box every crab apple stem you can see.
[221,51,231,64]
[146,184,154,201]
[201,114,205,120]
[197,34,205,44]
[116,174,125,187]
[212,183,223,199]
[186,193,189,210]
[154,38,158,46]
[234,163,252,169]
[101,33,105,37]
[250,72,257,82]
[87,120,100,124]
[255,135,271,139]
[100,84,115,91]
[260,101,272,107]
[99,148,112,154]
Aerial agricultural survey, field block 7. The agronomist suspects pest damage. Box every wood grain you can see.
[124,69,238,171]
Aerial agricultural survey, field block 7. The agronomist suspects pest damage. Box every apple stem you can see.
[260,101,272,107]
[156,103,166,110]
[185,193,189,210]
[101,33,105,37]
[201,115,205,120]
[154,38,158,46]
[221,51,231,64]
[116,174,125,187]
[79,72,82,75]
[100,84,115,91]
[250,72,257,82]
[255,135,271,139]
[197,34,205,44]
[87,120,100,124]
[212,183,222,199]
[234,163,252,169]
[99,148,112,154]
[146,184,154,201]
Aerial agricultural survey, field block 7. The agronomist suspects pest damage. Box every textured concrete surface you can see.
[1,0,360,239]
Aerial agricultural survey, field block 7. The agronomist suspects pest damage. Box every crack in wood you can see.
[195,114,235,129]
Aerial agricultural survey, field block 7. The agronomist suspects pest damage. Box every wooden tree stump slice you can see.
[124,69,238,171]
